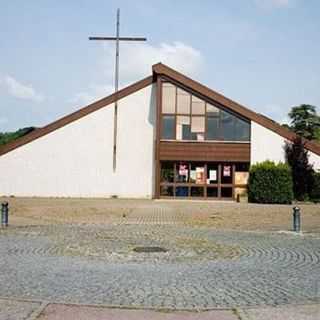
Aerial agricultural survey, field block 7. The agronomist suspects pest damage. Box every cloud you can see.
[103,41,204,85]
[254,0,294,9]
[1,76,44,102]
[70,41,204,107]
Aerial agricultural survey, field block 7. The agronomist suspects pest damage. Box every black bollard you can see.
[293,206,301,232]
[1,202,9,227]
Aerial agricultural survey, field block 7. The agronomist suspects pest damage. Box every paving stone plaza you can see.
[1,203,320,311]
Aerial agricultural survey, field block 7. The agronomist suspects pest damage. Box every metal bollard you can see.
[1,202,9,227]
[293,206,301,232]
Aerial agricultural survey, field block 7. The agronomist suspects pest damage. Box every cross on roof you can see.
[89,8,147,172]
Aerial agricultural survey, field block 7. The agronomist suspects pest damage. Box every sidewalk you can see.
[1,299,319,320]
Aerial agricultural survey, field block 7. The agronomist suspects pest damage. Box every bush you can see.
[309,172,320,203]
[248,161,293,204]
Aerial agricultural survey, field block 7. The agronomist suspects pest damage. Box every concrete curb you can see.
[27,301,49,320]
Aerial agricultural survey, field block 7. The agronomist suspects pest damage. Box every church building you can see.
[1,63,320,200]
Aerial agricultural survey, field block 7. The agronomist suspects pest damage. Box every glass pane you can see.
[207,103,220,116]
[160,185,173,197]
[161,115,175,139]
[176,162,189,183]
[177,88,190,114]
[221,164,233,184]
[221,187,233,198]
[191,116,205,133]
[162,83,176,114]
[235,163,250,171]
[176,116,191,140]
[206,117,220,140]
[175,186,189,197]
[221,111,235,141]
[192,96,205,115]
[207,187,218,197]
[206,163,218,184]
[191,187,204,197]
[161,162,174,183]
[189,163,205,184]
[234,117,250,141]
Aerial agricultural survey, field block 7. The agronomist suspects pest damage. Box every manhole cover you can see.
[133,246,168,253]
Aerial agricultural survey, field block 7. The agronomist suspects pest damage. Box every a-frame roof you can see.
[1,63,320,156]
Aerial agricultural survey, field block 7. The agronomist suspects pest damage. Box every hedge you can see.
[248,161,293,204]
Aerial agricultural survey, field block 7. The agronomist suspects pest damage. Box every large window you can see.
[161,82,250,142]
[159,161,250,199]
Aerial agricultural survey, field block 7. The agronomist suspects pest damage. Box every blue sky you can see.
[1,0,319,131]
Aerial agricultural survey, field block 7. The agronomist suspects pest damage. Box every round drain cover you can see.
[133,246,168,253]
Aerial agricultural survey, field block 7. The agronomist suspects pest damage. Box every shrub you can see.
[248,160,293,204]
[309,172,320,203]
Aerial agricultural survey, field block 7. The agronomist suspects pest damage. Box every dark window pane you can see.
[235,163,250,171]
[207,187,218,197]
[190,187,204,197]
[207,117,220,140]
[221,111,235,141]
[161,115,175,139]
[160,185,174,197]
[221,187,233,198]
[161,162,174,183]
[234,118,250,141]
[175,186,189,197]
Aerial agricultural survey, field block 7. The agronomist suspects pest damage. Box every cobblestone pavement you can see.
[1,222,320,311]
[0,298,42,320]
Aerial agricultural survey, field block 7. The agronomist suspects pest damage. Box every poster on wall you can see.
[209,170,217,181]
[179,164,188,176]
[223,165,231,177]
[196,167,205,184]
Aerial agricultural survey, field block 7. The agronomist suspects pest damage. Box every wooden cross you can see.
[89,8,147,172]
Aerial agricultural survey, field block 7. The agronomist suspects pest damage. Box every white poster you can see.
[209,170,217,181]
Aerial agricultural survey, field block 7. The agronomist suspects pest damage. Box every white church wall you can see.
[251,121,320,170]
[0,84,156,198]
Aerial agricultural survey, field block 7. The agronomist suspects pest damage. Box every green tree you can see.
[284,136,314,201]
[0,127,36,146]
[288,104,320,140]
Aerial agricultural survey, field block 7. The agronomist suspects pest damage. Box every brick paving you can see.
[1,222,320,310]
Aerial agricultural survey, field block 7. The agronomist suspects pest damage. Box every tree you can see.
[288,104,320,140]
[0,127,36,146]
[285,136,314,201]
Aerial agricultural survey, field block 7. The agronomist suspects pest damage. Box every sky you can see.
[1,0,320,131]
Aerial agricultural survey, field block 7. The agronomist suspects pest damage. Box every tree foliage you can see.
[284,136,314,201]
[288,104,320,140]
[0,127,36,146]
